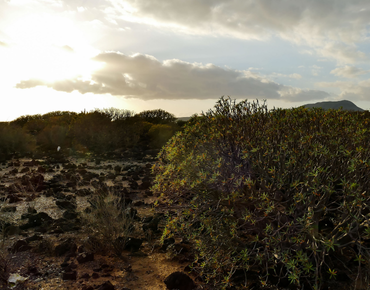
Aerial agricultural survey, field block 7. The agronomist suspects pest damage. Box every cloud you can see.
[16,52,328,102]
[317,79,370,101]
[311,65,322,76]
[270,72,302,79]
[61,45,74,52]
[0,40,7,47]
[103,0,370,64]
[330,65,369,78]
[315,43,367,64]
[7,0,368,64]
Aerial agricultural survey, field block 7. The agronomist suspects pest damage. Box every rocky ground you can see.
[0,150,202,290]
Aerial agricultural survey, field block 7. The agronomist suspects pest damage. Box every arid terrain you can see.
[0,150,200,290]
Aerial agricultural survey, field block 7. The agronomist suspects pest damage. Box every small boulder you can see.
[9,240,32,253]
[55,239,77,256]
[62,270,77,280]
[164,272,196,290]
[125,237,143,252]
[77,252,94,264]
[97,281,115,290]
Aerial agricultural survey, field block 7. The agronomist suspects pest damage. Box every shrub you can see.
[0,123,36,158]
[114,120,153,149]
[36,125,69,150]
[10,114,43,129]
[71,111,113,153]
[147,123,179,149]
[93,108,135,121]
[153,97,370,289]
[135,109,176,124]
[81,186,136,257]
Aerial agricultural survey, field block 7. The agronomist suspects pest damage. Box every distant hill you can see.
[301,100,364,111]
[176,117,191,121]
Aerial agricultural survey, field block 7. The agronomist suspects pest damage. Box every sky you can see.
[1,0,370,121]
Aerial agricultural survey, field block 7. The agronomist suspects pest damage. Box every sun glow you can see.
[3,13,102,83]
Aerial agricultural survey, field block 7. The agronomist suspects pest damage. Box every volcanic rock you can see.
[164,272,196,290]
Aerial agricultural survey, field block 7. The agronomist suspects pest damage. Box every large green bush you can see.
[153,97,370,289]
[147,123,180,149]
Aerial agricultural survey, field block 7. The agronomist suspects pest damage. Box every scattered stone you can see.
[129,180,139,190]
[20,212,54,230]
[21,174,45,192]
[27,207,37,214]
[133,200,145,206]
[23,160,39,167]
[63,209,78,220]
[144,190,153,196]
[9,240,32,253]
[55,239,77,256]
[1,206,16,213]
[77,252,94,264]
[97,281,115,290]
[80,273,90,279]
[4,225,20,236]
[25,234,43,243]
[26,265,41,276]
[161,238,175,251]
[37,166,46,173]
[164,272,196,290]
[125,237,143,252]
[142,214,163,233]
[56,199,77,211]
[62,271,77,280]
[139,181,151,190]
[7,194,21,203]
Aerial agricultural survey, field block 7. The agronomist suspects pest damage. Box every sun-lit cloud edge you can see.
[15,52,331,103]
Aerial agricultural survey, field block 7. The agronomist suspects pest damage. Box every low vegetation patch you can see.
[153,97,370,289]
[81,186,137,257]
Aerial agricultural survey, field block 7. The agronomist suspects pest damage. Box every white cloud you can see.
[279,87,330,102]
[5,0,369,65]
[15,52,328,102]
[311,65,322,76]
[315,43,367,64]
[270,72,302,79]
[101,0,370,64]
[330,65,369,78]
[317,79,370,101]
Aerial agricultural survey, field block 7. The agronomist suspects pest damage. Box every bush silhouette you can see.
[135,109,176,124]
[0,123,35,159]
[153,96,370,289]
[37,125,69,151]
